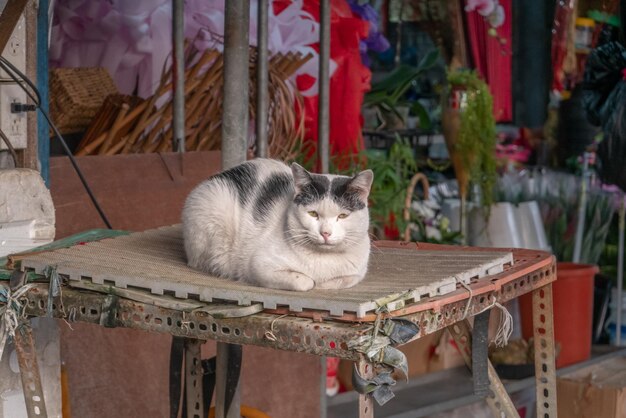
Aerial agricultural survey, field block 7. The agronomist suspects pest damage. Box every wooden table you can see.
[0,228,558,418]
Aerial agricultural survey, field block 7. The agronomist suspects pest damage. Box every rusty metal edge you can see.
[18,255,555,362]
[265,252,556,323]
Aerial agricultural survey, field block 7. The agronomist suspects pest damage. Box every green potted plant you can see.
[363,49,440,131]
[441,69,497,241]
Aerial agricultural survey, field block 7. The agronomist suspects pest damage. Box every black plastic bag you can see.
[583,41,626,190]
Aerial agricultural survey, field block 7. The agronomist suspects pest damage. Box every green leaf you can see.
[416,49,440,73]
[409,101,432,130]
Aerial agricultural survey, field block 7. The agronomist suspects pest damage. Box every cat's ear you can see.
[348,169,374,202]
[291,162,312,193]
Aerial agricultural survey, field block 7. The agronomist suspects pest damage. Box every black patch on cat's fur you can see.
[254,173,294,220]
[293,174,330,206]
[214,163,258,205]
[331,177,366,211]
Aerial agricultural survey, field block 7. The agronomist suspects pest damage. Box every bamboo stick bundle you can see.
[75,42,311,161]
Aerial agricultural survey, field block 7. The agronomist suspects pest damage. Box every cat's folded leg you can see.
[316,274,363,290]
[251,269,315,291]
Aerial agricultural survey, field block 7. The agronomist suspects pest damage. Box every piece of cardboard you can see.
[557,356,626,418]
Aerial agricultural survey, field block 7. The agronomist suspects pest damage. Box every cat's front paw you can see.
[316,274,363,290]
[259,270,315,291]
[288,273,315,291]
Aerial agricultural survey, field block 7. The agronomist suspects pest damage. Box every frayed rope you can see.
[476,295,513,348]
[455,277,513,347]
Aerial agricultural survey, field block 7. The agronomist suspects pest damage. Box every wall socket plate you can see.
[0,83,27,150]
[0,14,26,80]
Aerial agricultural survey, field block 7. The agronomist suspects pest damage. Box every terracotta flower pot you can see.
[519,262,598,368]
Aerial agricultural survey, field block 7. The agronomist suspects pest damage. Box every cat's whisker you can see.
[369,241,385,254]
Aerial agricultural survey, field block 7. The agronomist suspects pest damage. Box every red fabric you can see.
[550,1,574,92]
[465,0,512,122]
[296,0,371,168]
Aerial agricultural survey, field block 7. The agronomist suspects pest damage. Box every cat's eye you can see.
[338,213,349,219]
[308,211,319,218]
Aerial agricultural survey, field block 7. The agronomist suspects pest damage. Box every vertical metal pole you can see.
[14,325,49,418]
[218,2,249,418]
[573,152,591,263]
[317,5,331,408]
[617,196,625,345]
[357,359,374,418]
[172,0,185,153]
[37,0,50,185]
[222,0,250,169]
[320,357,327,418]
[255,0,269,158]
[318,0,330,173]
[184,339,205,418]
[532,285,558,417]
[215,343,243,418]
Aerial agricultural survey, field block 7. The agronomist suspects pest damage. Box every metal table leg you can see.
[471,310,490,397]
[14,322,48,418]
[531,284,558,418]
[357,358,374,418]
[184,339,204,418]
[215,343,243,418]
[449,319,520,418]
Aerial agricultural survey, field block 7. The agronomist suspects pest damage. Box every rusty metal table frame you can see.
[6,243,558,418]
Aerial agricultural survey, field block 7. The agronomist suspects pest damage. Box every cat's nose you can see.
[321,231,331,242]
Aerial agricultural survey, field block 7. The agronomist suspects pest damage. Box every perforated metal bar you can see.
[532,284,558,418]
[357,359,374,418]
[14,324,48,418]
[184,339,204,418]
[449,320,520,418]
[471,310,490,397]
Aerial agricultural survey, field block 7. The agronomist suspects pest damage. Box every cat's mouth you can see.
[315,240,338,249]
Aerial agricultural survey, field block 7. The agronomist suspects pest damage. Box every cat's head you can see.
[288,163,374,251]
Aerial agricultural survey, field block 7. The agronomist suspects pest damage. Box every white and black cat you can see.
[182,158,374,291]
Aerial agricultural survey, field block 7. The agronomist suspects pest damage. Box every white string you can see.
[456,276,474,320]
[0,284,35,361]
[264,314,288,341]
[492,300,513,348]
[472,295,513,348]
[180,311,191,334]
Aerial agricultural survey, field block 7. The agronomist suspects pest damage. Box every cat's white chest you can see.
[301,248,365,282]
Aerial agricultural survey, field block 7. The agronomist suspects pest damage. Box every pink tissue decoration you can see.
[50,0,335,98]
[464,0,496,17]
[488,4,505,28]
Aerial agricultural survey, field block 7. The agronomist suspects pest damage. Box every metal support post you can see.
[255,0,269,158]
[9,271,48,417]
[471,310,490,397]
[318,0,330,173]
[531,285,559,418]
[219,2,249,417]
[215,343,243,418]
[14,325,48,418]
[617,195,625,345]
[172,0,185,152]
[184,339,204,418]
[357,358,374,418]
[222,0,251,169]
[449,319,520,418]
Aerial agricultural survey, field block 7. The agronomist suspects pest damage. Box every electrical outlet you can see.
[0,83,27,150]
[0,14,26,80]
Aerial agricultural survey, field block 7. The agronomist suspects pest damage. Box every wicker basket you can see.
[403,172,431,242]
[49,67,118,135]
